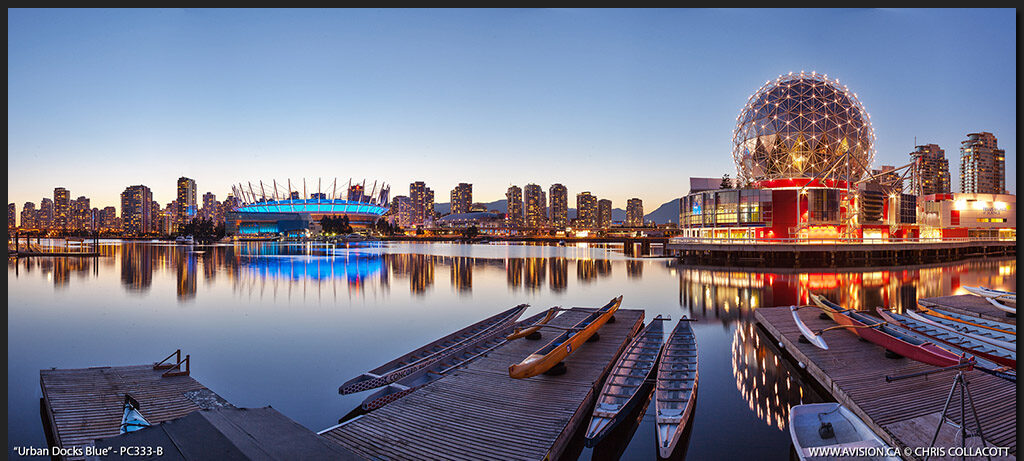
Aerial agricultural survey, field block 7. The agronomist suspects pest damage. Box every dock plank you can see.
[321,307,645,460]
[40,363,232,460]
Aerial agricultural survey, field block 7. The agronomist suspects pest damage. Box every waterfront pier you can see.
[755,304,1016,460]
[666,238,1016,268]
[320,308,646,460]
[39,351,232,460]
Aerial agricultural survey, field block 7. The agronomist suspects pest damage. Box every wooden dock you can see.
[919,294,1017,324]
[320,307,646,460]
[755,305,1016,461]
[40,357,233,460]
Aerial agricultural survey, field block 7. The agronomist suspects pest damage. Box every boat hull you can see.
[584,316,664,447]
[655,318,698,459]
[812,295,962,368]
[508,296,622,379]
[340,304,527,394]
[789,403,900,461]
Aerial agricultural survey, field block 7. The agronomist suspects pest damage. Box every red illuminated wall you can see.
[771,189,799,238]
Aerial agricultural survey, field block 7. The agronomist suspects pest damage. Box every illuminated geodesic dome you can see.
[733,71,875,184]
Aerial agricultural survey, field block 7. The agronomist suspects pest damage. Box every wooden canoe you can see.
[877,308,1016,370]
[340,304,528,394]
[506,307,559,340]
[905,309,1015,351]
[584,315,665,447]
[655,317,698,459]
[810,295,964,368]
[359,309,553,411]
[918,304,1016,336]
[789,403,900,461]
[508,296,622,379]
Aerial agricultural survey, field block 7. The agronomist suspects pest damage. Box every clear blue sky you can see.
[8,8,1016,215]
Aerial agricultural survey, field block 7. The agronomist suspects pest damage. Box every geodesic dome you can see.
[733,71,875,184]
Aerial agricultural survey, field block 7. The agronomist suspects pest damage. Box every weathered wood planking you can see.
[40,364,232,460]
[756,306,1015,461]
[919,294,1016,325]
[321,308,645,460]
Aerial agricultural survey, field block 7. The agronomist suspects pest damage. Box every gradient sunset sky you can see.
[8,9,1016,214]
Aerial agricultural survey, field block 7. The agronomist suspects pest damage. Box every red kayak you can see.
[810,295,967,369]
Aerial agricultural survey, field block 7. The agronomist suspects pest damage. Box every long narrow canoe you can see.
[508,296,622,379]
[964,285,1016,301]
[791,306,829,350]
[507,307,559,340]
[810,295,964,368]
[986,297,1017,314]
[585,315,665,447]
[877,308,1016,372]
[359,309,553,411]
[120,394,150,434]
[918,305,1016,336]
[789,403,901,461]
[340,304,528,394]
[656,317,698,459]
[905,309,1015,350]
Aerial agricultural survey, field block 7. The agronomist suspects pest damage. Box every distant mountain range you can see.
[435,198,680,225]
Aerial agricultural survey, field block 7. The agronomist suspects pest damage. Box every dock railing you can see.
[153,349,191,377]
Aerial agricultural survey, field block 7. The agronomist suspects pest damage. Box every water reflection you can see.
[677,258,1017,325]
[732,322,823,431]
[8,243,1017,311]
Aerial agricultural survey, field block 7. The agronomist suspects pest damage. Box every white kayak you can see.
[120,394,150,434]
[789,403,900,460]
[792,306,828,350]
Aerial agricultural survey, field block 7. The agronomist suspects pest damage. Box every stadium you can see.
[680,71,917,241]
[225,179,390,237]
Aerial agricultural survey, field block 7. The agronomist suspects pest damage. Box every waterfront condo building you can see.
[391,195,414,229]
[626,198,644,227]
[20,202,36,229]
[8,203,15,229]
[960,132,1006,194]
[202,192,219,222]
[39,198,54,230]
[98,206,118,232]
[121,185,153,235]
[910,144,950,196]
[598,199,612,228]
[524,183,546,228]
[450,183,473,215]
[506,185,524,227]
[72,196,92,232]
[410,181,435,225]
[53,187,70,231]
[576,192,597,228]
[176,177,197,233]
[549,184,568,228]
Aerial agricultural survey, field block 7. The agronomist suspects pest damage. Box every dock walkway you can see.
[320,307,645,460]
[755,304,1015,461]
[40,362,232,460]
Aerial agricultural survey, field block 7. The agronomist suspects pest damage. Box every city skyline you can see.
[8,9,1016,212]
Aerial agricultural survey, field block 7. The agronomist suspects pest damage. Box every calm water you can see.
[7,241,1016,460]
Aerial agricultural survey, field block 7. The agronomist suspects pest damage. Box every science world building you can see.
[680,71,917,240]
[225,179,390,236]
